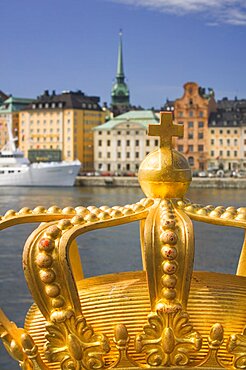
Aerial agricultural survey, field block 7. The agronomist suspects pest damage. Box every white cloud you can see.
[110,0,246,25]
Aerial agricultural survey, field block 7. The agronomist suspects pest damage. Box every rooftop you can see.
[94,110,159,130]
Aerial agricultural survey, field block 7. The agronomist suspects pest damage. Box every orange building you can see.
[173,82,216,171]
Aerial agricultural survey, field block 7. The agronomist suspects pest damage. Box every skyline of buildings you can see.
[1,33,246,173]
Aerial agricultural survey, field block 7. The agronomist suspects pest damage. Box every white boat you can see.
[0,119,81,187]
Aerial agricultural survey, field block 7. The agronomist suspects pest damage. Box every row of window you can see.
[32,102,98,110]
[98,152,141,159]
[178,145,204,152]
[178,121,204,128]
[177,111,204,118]
[210,129,238,135]
[98,139,159,147]
[98,163,139,171]
[211,138,238,146]
[211,151,238,157]
[97,130,141,135]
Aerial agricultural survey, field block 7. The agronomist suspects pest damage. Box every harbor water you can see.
[0,186,245,369]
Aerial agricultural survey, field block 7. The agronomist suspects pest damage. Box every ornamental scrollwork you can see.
[135,307,202,367]
[227,326,246,369]
[45,313,110,370]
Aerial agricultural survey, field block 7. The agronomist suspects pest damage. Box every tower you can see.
[111,30,130,116]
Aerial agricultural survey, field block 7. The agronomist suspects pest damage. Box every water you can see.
[0,186,245,369]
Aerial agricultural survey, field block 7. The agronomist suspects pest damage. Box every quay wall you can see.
[75,176,246,189]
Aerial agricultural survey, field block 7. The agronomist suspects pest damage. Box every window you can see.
[189,111,193,117]
[107,164,111,171]
[188,145,193,152]
[178,111,183,117]
[219,139,223,145]
[126,152,130,158]
[135,140,139,146]
[234,130,238,134]
[136,152,139,158]
[155,139,158,146]
[117,131,121,135]
[98,131,102,135]
[126,131,130,135]
[117,140,121,146]
[227,130,231,134]
[211,151,214,157]
[188,133,193,139]
[199,111,204,118]
[211,129,215,134]
[227,151,230,157]
[234,151,238,157]
[211,139,214,145]
[135,131,139,135]
[135,164,139,170]
[188,156,194,166]
[107,140,110,146]
[98,152,102,158]
[227,139,230,145]
[198,122,204,128]
[117,152,121,158]
[117,164,121,170]
[107,152,110,158]
[146,139,150,146]
[188,121,193,128]
[126,140,130,146]
[178,145,183,152]
[198,145,204,152]
[178,121,184,125]
[234,139,238,145]
[126,164,130,171]
[219,130,223,134]
[98,140,102,146]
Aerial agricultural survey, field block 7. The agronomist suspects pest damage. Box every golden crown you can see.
[0,112,246,370]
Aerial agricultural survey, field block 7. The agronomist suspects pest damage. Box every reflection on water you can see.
[0,186,245,369]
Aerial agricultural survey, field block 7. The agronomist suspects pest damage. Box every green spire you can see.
[117,29,124,79]
[111,30,130,112]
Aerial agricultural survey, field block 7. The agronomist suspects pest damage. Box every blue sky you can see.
[1,0,246,108]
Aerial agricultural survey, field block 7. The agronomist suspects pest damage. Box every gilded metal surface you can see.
[0,111,245,370]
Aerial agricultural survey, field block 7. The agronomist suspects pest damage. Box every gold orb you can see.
[138,148,191,199]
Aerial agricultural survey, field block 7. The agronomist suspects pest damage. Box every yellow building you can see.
[19,90,105,171]
[208,98,242,172]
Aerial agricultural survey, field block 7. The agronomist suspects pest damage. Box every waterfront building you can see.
[19,90,105,170]
[208,98,246,171]
[0,96,33,149]
[111,31,130,116]
[173,82,216,171]
[94,110,159,174]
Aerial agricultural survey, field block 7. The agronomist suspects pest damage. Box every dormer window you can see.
[32,104,36,109]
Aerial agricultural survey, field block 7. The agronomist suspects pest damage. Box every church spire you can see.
[116,29,124,80]
[111,30,130,116]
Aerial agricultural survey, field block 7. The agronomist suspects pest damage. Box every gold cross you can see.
[148,111,184,149]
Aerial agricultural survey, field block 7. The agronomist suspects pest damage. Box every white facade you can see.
[94,120,159,174]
